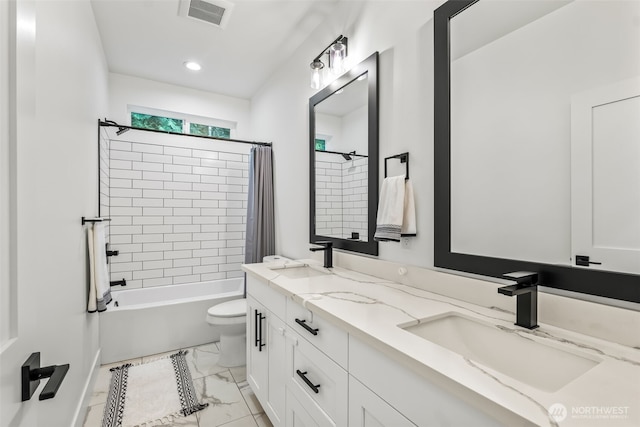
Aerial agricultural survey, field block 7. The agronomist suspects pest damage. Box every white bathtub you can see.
[99,278,244,364]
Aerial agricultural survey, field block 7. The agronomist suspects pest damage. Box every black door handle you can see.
[22,352,70,401]
[295,318,319,336]
[258,313,266,351]
[296,369,320,394]
[254,309,260,348]
[575,255,602,267]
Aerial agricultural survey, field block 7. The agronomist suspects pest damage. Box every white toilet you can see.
[206,255,291,367]
[206,298,248,367]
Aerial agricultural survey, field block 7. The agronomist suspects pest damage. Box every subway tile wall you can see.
[315,152,368,240]
[105,135,249,289]
[315,154,343,237]
[342,157,368,241]
[99,129,110,236]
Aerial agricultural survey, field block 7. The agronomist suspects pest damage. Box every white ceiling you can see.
[91,0,340,99]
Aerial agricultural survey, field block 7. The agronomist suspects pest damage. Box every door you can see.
[246,296,268,404]
[285,390,320,427]
[571,77,640,274]
[348,376,416,427]
[0,0,39,425]
[265,313,286,427]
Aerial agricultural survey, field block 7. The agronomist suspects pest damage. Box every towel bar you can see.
[384,152,409,180]
[81,216,112,225]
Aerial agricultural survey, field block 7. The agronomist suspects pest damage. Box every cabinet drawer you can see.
[286,329,348,427]
[247,274,287,317]
[286,389,326,427]
[349,375,417,427]
[349,336,514,427]
[286,300,348,368]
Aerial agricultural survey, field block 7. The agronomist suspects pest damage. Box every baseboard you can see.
[71,348,101,427]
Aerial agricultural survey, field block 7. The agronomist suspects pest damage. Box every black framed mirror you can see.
[310,52,379,255]
[434,0,639,303]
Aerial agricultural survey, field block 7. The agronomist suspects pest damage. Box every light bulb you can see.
[184,61,202,71]
[329,40,347,75]
[310,59,324,89]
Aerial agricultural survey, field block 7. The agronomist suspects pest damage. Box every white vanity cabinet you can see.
[285,297,349,426]
[285,389,321,427]
[246,276,288,427]
[286,298,348,368]
[285,328,348,426]
[349,336,511,427]
[247,273,511,427]
[349,375,416,427]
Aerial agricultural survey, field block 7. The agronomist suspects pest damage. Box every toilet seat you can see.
[207,299,247,325]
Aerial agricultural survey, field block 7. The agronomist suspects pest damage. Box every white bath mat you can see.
[102,350,208,427]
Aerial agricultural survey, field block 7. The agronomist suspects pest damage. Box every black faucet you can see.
[498,271,539,329]
[310,241,333,268]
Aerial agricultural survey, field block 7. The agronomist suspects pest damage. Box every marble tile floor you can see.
[83,342,273,427]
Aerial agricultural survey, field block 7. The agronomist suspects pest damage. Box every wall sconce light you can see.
[310,59,324,90]
[309,35,349,89]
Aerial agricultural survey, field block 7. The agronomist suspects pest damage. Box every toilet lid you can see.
[207,298,246,318]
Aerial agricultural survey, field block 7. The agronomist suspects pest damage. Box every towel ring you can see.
[384,153,409,180]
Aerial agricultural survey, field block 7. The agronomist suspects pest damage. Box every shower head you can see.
[116,127,130,136]
[341,151,356,161]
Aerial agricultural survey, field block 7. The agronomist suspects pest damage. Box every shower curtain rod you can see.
[315,149,368,158]
[99,119,272,147]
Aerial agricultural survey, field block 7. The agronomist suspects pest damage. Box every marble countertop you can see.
[242,259,640,427]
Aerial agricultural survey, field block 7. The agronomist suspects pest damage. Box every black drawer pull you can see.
[254,310,260,348]
[254,309,266,351]
[259,313,266,351]
[295,318,318,336]
[296,369,320,394]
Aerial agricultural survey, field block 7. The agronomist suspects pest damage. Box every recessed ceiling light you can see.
[184,61,202,71]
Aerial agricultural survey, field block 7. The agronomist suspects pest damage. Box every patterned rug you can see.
[102,350,208,427]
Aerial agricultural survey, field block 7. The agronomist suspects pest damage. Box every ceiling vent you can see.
[178,0,234,29]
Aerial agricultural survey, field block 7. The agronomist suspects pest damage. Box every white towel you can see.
[88,222,112,312]
[401,179,417,236]
[374,176,406,241]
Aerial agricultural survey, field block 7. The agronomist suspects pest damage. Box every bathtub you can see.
[99,278,244,364]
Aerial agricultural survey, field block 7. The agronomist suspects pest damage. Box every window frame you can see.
[127,106,236,139]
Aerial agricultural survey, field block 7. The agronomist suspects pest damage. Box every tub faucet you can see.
[498,271,539,329]
[310,241,333,268]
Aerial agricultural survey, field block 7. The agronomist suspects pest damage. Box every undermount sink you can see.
[269,264,329,279]
[399,313,599,392]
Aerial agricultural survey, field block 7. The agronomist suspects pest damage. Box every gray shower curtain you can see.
[244,145,275,264]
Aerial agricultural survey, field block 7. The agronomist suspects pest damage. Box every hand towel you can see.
[87,227,97,312]
[401,179,417,236]
[374,175,406,241]
[88,222,112,313]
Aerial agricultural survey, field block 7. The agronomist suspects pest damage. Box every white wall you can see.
[342,105,368,155]
[316,112,342,150]
[6,0,108,425]
[0,0,11,347]
[251,0,442,266]
[108,73,252,140]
